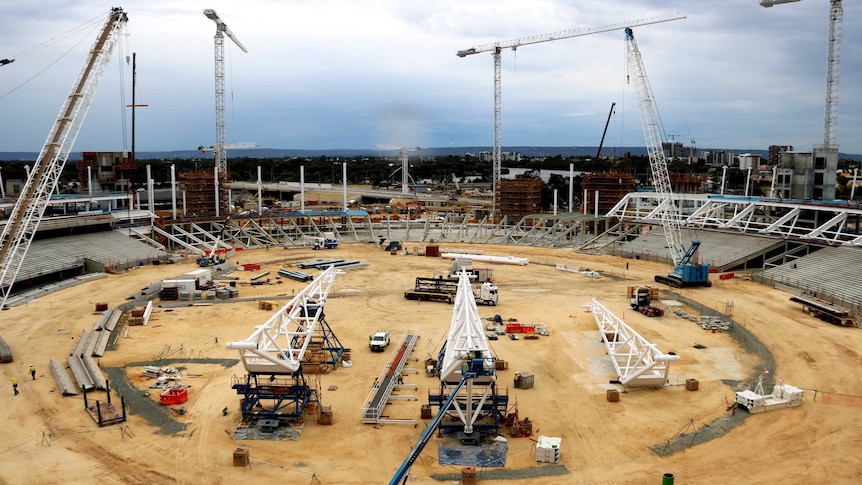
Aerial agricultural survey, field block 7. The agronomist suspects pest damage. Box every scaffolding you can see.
[178,170,225,218]
[497,178,541,222]
[582,172,634,216]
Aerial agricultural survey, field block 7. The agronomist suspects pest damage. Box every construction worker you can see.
[396,373,404,385]
[373,377,379,388]
[30,364,36,380]
[11,377,18,395]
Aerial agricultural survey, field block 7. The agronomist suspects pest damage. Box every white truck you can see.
[475,281,498,306]
[369,331,391,352]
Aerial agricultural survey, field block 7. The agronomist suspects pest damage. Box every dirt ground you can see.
[1,242,860,485]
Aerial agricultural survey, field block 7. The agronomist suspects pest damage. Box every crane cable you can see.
[0,12,105,100]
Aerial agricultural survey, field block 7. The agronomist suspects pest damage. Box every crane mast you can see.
[823,0,842,150]
[374,145,419,195]
[456,13,686,222]
[761,0,843,150]
[204,9,247,217]
[0,7,128,308]
[625,28,710,288]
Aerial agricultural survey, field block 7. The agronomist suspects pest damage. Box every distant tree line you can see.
[1,153,857,204]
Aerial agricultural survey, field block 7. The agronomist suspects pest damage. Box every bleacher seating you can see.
[19,230,167,281]
[762,246,862,309]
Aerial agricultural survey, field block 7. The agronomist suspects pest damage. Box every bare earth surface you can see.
[1,243,860,484]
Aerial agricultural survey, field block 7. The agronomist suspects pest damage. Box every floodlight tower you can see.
[204,9,247,217]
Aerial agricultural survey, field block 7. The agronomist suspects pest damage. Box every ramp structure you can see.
[361,330,420,425]
[588,298,679,388]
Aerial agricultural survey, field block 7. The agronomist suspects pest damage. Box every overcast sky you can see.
[1,0,860,155]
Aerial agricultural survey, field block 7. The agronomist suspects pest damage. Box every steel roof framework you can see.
[605,193,862,247]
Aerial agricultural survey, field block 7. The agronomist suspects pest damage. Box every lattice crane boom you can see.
[0,7,128,308]
[456,13,686,222]
[624,28,684,265]
[197,141,259,153]
[626,27,710,287]
[204,9,247,217]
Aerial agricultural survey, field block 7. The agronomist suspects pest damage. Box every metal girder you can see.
[588,299,679,388]
[227,265,340,374]
[605,193,862,247]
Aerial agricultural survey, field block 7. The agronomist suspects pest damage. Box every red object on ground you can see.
[505,322,522,333]
[719,273,735,280]
[159,388,188,405]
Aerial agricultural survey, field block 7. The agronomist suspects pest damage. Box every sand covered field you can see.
[1,242,860,484]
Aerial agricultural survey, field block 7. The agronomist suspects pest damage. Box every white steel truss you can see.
[440,270,496,434]
[605,193,862,247]
[588,299,679,388]
[227,265,340,374]
[0,8,128,308]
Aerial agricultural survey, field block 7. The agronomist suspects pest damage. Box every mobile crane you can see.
[625,27,710,288]
[197,218,232,267]
[0,8,129,308]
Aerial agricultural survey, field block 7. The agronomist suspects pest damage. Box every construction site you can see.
[1,4,862,485]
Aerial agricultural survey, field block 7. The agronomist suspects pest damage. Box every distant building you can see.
[738,153,762,171]
[78,151,137,193]
[778,148,838,200]
[582,172,634,215]
[662,141,696,161]
[478,151,520,162]
[768,145,793,166]
[704,150,734,168]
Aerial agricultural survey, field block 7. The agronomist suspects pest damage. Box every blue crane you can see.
[625,27,710,287]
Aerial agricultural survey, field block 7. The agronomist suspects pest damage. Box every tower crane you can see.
[203,9,248,217]
[456,13,686,223]
[760,0,843,151]
[625,27,710,288]
[0,8,128,309]
[374,145,420,195]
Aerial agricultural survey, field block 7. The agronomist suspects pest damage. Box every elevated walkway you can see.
[361,330,420,425]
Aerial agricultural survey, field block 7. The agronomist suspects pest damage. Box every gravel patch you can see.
[431,464,569,481]
[648,290,776,456]
[104,358,239,436]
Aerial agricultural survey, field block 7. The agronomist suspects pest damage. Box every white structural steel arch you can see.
[588,298,679,388]
[227,265,340,374]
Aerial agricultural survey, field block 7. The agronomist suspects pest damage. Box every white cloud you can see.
[0,0,859,154]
